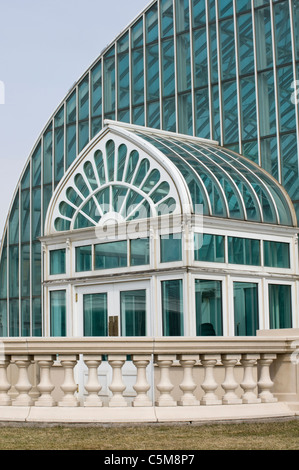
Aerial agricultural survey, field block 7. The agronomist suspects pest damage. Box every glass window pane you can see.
[269,284,292,329]
[146,44,160,101]
[264,241,290,268]
[0,300,7,337]
[84,293,107,337]
[118,50,130,110]
[255,7,273,71]
[78,77,89,121]
[103,47,116,117]
[146,4,158,43]
[130,238,150,266]
[162,39,175,97]
[50,290,66,337]
[91,61,102,118]
[9,192,19,245]
[32,243,41,297]
[195,280,223,336]
[9,299,19,337]
[194,233,225,263]
[50,249,66,275]
[76,246,92,272]
[228,237,261,266]
[162,279,184,336]
[161,0,174,38]
[9,245,19,298]
[21,299,30,337]
[32,144,41,188]
[161,233,182,263]
[43,126,53,186]
[32,297,42,337]
[21,244,30,297]
[94,241,127,270]
[237,13,255,75]
[273,1,292,65]
[234,282,259,336]
[120,290,146,336]
[0,235,7,299]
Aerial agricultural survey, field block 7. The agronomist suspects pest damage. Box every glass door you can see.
[77,281,150,337]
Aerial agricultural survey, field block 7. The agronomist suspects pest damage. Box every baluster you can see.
[240,354,261,404]
[132,355,152,407]
[258,354,277,403]
[154,355,177,407]
[200,355,221,405]
[0,355,11,406]
[34,355,56,407]
[83,355,103,407]
[178,355,199,406]
[221,354,242,405]
[108,355,128,407]
[12,355,34,406]
[58,355,80,407]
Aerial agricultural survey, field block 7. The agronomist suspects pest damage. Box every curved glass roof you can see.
[49,121,296,232]
[124,124,296,227]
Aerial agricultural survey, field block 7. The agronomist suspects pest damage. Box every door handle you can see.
[109,316,119,337]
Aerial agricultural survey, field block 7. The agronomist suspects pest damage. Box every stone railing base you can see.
[0,402,297,425]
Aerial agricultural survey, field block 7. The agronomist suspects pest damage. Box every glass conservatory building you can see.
[0,0,299,339]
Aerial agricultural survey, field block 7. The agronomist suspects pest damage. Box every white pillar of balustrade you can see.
[258,354,278,403]
[221,354,242,405]
[132,355,152,407]
[58,355,80,407]
[34,355,56,407]
[12,355,34,406]
[0,356,11,406]
[240,354,261,404]
[83,355,103,407]
[178,355,200,406]
[154,355,177,407]
[108,355,128,407]
[200,355,222,405]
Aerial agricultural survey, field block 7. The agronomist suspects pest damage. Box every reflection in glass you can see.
[50,290,66,337]
[95,241,127,270]
[234,282,259,336]
[269,284,292,329]
[162,279,183,336]
[195,280,222,336]
[121,289,146,336]
[84,293,108,337]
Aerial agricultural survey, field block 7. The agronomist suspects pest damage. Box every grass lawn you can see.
[0,419,298,450]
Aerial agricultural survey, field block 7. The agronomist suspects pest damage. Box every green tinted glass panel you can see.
[9,299,19,337]
[264,241,290,268]
[161,233,182,263]
[0,300,7,337]
[162,279,183,336]
[194,233,225,263]
[228,237,261,266]
[0,235,7,299]
[130,238,150,266]
[91,61,102,117]
[76,246,92,272]
[120,289,146,336]
[95,241,127,270]
[195,280,223,336]
[84,293,108,337]
[21,299,30,337]
[50,249,66,275]
[32,297,42,337]
[21,244,30,297]
[234,282,259,336]
[9,245,19,298]
[50,290,66,337]
[269,284,292,329]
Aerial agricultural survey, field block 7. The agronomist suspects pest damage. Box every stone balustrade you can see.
[0,334,298,423]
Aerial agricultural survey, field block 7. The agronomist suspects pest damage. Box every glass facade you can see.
[195,280,223,336]
[0,0,298,338]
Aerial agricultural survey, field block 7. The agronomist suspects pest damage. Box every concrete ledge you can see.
[0,403,297,425]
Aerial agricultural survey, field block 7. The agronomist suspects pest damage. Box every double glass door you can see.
[78,281,149,337]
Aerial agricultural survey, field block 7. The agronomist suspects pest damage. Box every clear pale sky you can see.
[0,0,151,237]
